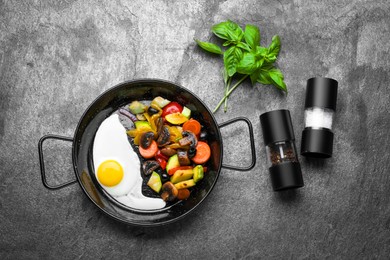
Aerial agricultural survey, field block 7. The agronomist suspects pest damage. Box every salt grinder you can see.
[260,110,304,191]
[301,77,338,158]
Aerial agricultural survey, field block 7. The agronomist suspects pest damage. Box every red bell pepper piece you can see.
[155,150,169,161]
[155,157,167,170]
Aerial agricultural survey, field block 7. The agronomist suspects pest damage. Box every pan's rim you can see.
[71,78,223,227]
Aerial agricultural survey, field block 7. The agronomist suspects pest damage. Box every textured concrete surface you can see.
[1,0,390,259]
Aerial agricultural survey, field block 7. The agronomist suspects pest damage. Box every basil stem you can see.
[224,77,232,112]
[213,75,249,113]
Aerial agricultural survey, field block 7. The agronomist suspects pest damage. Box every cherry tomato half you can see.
[161,102,183,118]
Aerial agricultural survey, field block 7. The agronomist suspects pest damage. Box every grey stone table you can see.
[1,0,389,259]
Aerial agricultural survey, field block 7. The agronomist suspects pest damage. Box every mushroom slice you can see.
[160,182,178,202]
[177,149,191,166]
[155,117,163,138]
[140,131,155,149]
[178,131,198,148]
[160,147,177,157]
[142,160,160,176]
[156,125,170,146]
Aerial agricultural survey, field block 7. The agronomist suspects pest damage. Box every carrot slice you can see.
[139,140,158,159]
[177,188,190,200]
[192,141,211,164]
[182,119,201,136]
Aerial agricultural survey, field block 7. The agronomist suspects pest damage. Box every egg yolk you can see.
[97,160,124,187]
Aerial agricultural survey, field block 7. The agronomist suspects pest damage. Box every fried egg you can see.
[93,114,165,210]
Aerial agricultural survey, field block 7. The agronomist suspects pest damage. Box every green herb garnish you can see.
[195,20,287,113]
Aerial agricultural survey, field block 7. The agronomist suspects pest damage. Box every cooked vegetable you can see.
[179,131,198,148]
[139,140,158,159]
[161,102,183,118]
[155,156,167,170]
[193,165,204,183]
[170,169,193,184]
[177,149,191,166]
[155,151,168,170]
[128,121,155,145]
[129,101,147,114]
[156,125,170,146]
[181,106,191,118]
[136,113,147,121]
[160,147,177,157]
[126,97,211,205]
[143,109,161,133]
[135,121,152,131]
[165,112,189,125]
[152,96,171,108]
[192,141,211,164]
[147,172,162,193]
[177,189,191,200]
[142,160,160,176]
[168,126,182,142]
[165,143,182,149]
[183,119,202,137]
[119,108,138,122]
[155,117,163,136]
[140,131,155,149]
[174,179,196,190]
[166,154,180,173]
[155,150,169,161]
[167,166,193,176]
[161,182,178,201]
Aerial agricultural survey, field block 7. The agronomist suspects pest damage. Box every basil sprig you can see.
[195,20,287,113]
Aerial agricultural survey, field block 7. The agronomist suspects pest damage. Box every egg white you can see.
[92,114,166,209]
[93,114,139,196]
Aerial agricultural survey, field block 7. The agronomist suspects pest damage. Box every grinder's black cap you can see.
[305,77,338,110]
[260,109,295,146]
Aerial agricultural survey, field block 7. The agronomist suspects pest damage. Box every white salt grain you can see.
[304,107,334,129]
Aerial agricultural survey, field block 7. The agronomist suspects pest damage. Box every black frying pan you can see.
[38,79,256,226]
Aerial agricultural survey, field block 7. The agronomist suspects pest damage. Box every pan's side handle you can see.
[218,117,256,171]
[38,134,77,190]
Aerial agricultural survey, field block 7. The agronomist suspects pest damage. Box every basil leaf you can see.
[261,62,274,74]
[257,70,273,85]
[222,67,229,85]
[236,52,257,75]
[267,35,281,59]
[212,20,244,42]
[255,46,268,58]
[195,39,223,54]
[244,24,260,50]
[250,69,261,85]
[223,46,243,77]
[269,68,287,92]
[223,41,233,47]
[266,54,277,63]
[237,42,251,52]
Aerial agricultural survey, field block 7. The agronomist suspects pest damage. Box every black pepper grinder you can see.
[260,109,304,191]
